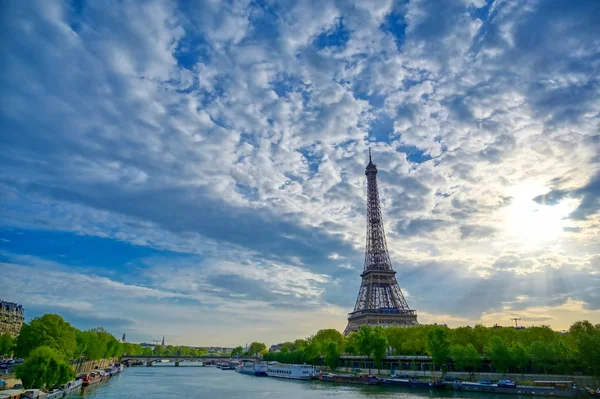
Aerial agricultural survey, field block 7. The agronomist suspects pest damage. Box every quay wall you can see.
[0,375,22,389]
[336,367,598,387]
[70,357,120,374]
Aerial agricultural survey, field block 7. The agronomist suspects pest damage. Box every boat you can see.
[266,362,315,380]
[319,373,381,385]
[586,387,600,396]
[384,374,446,389]
[453,379,581,397]
[219,363,234,370]
[62,378,83,393]
[45,389,64,399]
[0,390,24,399]
[236,361,268,376]
[22,389,48,399]
[82,371,104,386]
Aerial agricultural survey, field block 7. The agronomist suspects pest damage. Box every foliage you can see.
[324,342,340,370]
[510,343,529,375]
[370,327,388,369]
[0,333,15,357]
[15,314,78,360]
[487,336,512,373]
[16,346,75,389]
[450,343,481,371]
[263,348,306,364]
[304,329,345,365]
[529,341,553,374]
[385,325,431,355]
[352,325,388,369]
[569,320,600,378]
[247,342,266,356]
[231,346,244,357]
[426,326,451,369]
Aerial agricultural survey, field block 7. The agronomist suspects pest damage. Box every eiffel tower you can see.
[344,149,418,335]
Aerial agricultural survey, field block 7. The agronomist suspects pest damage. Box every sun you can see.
[503,184,578,244]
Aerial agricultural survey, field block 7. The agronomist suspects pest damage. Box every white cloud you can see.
[0,0,598,343]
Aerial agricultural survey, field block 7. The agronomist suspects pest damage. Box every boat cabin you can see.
[0,390,24,399]
[534,381,577,390]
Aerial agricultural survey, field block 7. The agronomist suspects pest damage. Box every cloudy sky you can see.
[1,0,599,346]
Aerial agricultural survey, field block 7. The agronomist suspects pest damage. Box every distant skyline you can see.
[1,0,599,347]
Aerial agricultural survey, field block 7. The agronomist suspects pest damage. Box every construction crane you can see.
[510,318,521,328]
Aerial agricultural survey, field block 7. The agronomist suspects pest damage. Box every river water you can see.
[64,364,519,399]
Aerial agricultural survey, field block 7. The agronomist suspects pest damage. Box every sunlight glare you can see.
[504,184,578,243]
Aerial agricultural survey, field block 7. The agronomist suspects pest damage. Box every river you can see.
[63,364,521,398]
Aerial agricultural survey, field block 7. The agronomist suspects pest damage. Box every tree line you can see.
[0,313,218,389]
[261,321,600,378]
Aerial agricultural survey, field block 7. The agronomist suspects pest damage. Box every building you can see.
[0,299,24,337]
[344,150,418,335]
[269,344,283,353]
[198,346,234,354]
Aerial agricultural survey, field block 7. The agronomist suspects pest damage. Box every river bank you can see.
[334,367,599,387]
[61,366,463,398]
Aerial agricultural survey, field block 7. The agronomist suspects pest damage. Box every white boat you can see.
[236,361,268,376]
[63,378,83,393]
[266,362,315,380]
[45,389,64,399]
[22,390,47,399]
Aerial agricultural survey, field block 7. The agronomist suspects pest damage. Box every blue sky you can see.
[1,0,599,346]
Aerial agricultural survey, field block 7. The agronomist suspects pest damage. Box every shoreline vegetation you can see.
[0,314,212,389]
[1,314,599,390]
[261,322,600,381]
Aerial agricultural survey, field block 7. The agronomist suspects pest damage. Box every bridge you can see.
[121,355,259,367]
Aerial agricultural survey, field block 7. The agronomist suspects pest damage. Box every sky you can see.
[0,0,599,347]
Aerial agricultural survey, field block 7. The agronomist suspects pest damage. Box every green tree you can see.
[343,333,358,355]
[472,325,490,354]
[352,325,387,371]
[451,327,475,347]
[569,320,600,378]
[16,346,75,389]
[106,338,123,357]
[142,347,153,356]
[324,341,340,370]
[247,342,266,356]
[463,343,482,371]
[153,345,165,356]
[81,331,105,360]
[427,327,451,371]
[371,327,388,371]
[15,314,78,360]
[355,325,375,357]
[488,336,512,373]
[231,346,244,357]
[312,329,345,348]
[0,333,15,357]
[293,339,307,350]
[529,341,553,374]
[510,343,529,375]
[451,344,468,371]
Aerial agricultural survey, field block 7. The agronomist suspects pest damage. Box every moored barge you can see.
[453,379,581,397]
[266,362,315,380]
[319,373,381,385]
[384,375,446,389]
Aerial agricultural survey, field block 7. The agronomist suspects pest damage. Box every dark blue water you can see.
[64,365,511,398]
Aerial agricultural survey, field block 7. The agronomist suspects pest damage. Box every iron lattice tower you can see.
[344,150,418,335]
